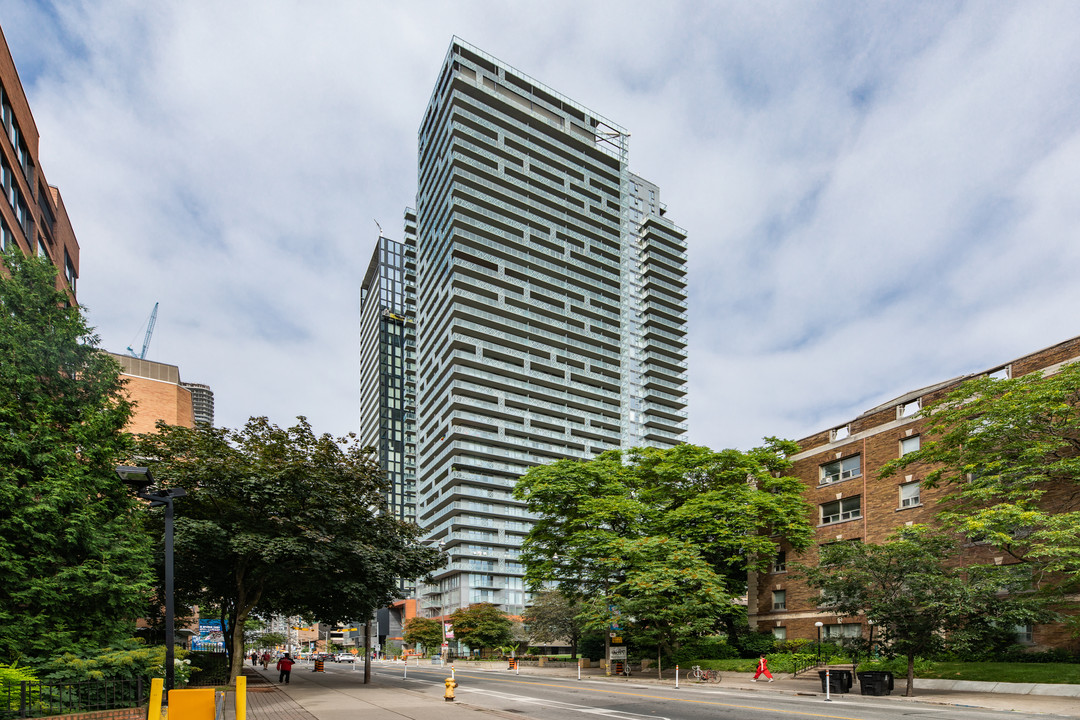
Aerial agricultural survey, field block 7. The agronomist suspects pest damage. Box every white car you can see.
[336,653,357,663]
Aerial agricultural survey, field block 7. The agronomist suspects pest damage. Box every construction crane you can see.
[126,302,159,359]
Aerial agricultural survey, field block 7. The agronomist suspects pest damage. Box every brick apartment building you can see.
[749,335,1080,651]
[0,25,79,300]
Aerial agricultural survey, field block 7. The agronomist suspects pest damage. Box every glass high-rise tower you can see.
[412,39,688,618]
[359,214,419,537]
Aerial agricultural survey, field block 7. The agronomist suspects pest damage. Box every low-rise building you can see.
[751,335,1080,651]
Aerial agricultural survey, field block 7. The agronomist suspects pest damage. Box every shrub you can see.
[774,638,813,654]
[735,632,776,658]
[856,657,935,676]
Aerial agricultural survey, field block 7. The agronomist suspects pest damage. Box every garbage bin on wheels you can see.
[817,670,848,694]
[856,671,893,696]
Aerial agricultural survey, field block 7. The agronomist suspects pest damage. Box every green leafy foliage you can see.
[133,417,444,681]
[448,603,513,654]
[34,639,182,683]
[402,617,443,654]
[883,363,1080,584]
[800,525,1055,696]
[521,590,584,659]
[0,250,153,664]
[514,442,814,658]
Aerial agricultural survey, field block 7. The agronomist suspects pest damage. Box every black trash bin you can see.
[835,669,853,691]
[818,669,848,694]
[857,671,893,696]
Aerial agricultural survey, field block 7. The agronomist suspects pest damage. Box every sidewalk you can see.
[235,665,506,720]
[232,661,1080,720]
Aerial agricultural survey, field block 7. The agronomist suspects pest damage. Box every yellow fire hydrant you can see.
[444,676,458,701]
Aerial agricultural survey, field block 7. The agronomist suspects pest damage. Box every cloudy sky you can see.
[5,1,1080,449]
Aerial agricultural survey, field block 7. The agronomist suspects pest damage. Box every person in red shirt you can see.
[276,653,296,684]
[752,654,773,682]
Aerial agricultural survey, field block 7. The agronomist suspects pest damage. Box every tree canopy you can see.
[513,442,814,650]
[521,590,584,659]
[448,603,513,654]
[801,526,1053,696]
[0,250,152,663]
[133,417,444,680]
[884,363,1080,586]
[402,617,443,654]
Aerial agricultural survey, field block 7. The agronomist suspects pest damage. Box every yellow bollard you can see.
[236,676,246,720]
[443,677,458,702]
[148,678,165,720]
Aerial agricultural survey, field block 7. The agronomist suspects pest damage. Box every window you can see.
[823,623,862,640]
[899,482,921,508]
[831,425,850,441]
[988,366,1011,381]
[1015,624,1033,644]
[772,627,786,640]
[899,400,921,418]
[821,455,861,485]
[900,435,920,456]
[772,590,786,611]
[469,589,495,603]
[821,496,861,524]
[772,551,787,573]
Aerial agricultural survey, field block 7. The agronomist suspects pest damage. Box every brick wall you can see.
[122,375,195,434]
[751,335,1080,651]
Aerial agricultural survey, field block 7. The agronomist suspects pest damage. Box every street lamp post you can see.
[867,619,874,660]
[117,466,187,696]
[814,621,824,666]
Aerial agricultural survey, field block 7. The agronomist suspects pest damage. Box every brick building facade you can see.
[0,25,79,300]
[749,335,1080,651]
[109,353,196,433]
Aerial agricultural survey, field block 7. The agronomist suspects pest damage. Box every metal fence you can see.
[0,678,146,719]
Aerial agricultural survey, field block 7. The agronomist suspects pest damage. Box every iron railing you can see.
[1,678,146,719]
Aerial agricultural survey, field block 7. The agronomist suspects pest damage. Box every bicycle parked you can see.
[690,665,722,683]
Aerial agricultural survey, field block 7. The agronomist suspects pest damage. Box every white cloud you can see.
[5,0,1080,450]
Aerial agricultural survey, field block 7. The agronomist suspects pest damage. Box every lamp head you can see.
[814,621,824,627]
[116,466,155,490]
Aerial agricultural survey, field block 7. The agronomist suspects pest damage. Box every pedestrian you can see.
[250,652,258,666]
[751,654,774,682]
[276,653,296,684]
[261,651,270,669]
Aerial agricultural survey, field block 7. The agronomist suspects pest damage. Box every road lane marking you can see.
[391,668,883,720]
[466,688,670,720]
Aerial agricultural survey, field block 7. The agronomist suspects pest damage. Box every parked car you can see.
[316,653,334,662]
[336,653,356,663]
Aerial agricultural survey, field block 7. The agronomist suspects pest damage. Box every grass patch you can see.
[920,662,1080,685]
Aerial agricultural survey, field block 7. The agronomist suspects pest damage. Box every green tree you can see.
[884,364,1080,585]
[0,250,153,663]
[448,603,513,655]
[133,417,444,682]
[800,526,1053,696]
[514,442,814,650]
[579,536,739,677]
[522,590,584,659]
[402,617,443,655]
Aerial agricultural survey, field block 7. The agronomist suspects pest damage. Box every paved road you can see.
[293,662,1073,720]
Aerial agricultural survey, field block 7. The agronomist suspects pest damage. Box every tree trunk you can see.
[228,613,249,685]
[657,646,662,680]
[905,653,915,697]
